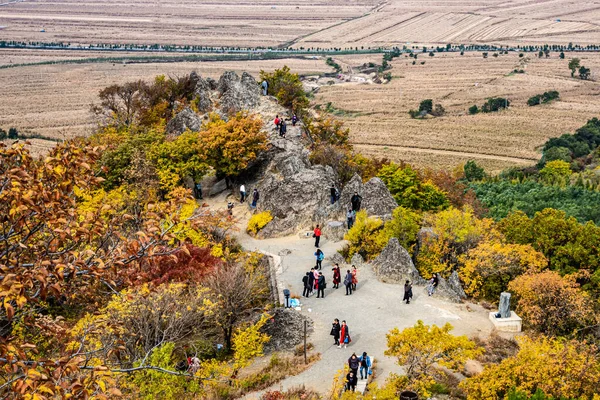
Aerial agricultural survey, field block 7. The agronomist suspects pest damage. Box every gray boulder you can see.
[218,71,260,114]
[323,221,346,242]
[328,252,346,266]
[430,271,467,303]
[261,308,313,353]
[372,238,425,284]
[191,72,213,113]
[350,252,364,267]
[165,108,202,135]
[338,174,397,217]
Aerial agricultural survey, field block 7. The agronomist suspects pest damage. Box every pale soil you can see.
[203,133,496,398]
[315,51,600,172]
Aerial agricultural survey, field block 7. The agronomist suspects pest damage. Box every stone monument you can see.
[488,291,522,332]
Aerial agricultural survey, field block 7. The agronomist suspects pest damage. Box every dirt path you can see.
[353,142,538,164]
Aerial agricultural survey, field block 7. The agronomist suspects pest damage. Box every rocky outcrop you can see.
[372,238,425,284]
[256,138,337,237]
[165,108,202,135]
[191,72,213,113]
[261,308,313,353]
[338,174,397,216]
[323,221,346,242]
[430,271,467,303]
[218,71,260,115]
[350,252,364,267]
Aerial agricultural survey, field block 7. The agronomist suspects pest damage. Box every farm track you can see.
[352,142,538,164]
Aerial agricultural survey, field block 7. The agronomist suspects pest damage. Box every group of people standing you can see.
[345,352,372,392]
[302,262,359,299]
[274,114,298,139]
[239,184,260,208]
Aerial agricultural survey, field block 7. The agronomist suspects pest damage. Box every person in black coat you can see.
[403,280,413,304]
[316,272,326,298]
[344,270,353,295]
[350,192,362,211]
[330,318,341,345]
[345,371,358,392]
[302,272,311,297]
[308,268,315,296]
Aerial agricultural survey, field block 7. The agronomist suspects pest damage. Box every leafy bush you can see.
[343,210,386,261]
[464,160,485,182]
[247,211,274,235]
[538,160,571,185]
[259,66,309,112]
[509,271,597,336]
[527,90,559,106]
[481,97,510,112]
[468,105,479,114]
[542,117,600,160]
[378,207,422,251]
[378,163,449,211]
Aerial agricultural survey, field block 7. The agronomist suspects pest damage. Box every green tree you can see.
[568,58,580,77]
[0,128,6,140]
[378,163,449,211]
[377,206,422,251]
[419,99,433,114]
[464,160,485,182]
[579,65,591,80]
[542,146,571,163]
[8,127,18,139]
[539,160,571,185]
[468,105,479,114]
[559,51,565,59]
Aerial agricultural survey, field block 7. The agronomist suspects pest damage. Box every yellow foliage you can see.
[461,335,600,399]
[232,313,271,371]
[459,242,547,300]
[247,211,273,235]
[539,159,572,185]
[344,210,386,261]
[75,186,135,220]
[416,206,500,277]
[385,320,483,398]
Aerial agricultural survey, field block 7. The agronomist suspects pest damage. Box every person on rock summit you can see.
[351,192,362,212]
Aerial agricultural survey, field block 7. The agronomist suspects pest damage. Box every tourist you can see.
[292,113,298,126]
[314,248,324,270]
[316,272,326,298]
[313,268,319,292]
[330,185,337,204]
[313,224,321,247]
[332,264,341,289]
[302,272,311,297]
[403,280,413,304]
[346,208,354,229]
[351,265,358,291]
[261,80,269,96]
[351,192,362,212]
[279,119,287,138]
[428,273,439,296]
[340,320,351,348]
[330,318,341,346]
[358,352,372,380]
[227,201,234,217]
[193,182,203,200]
[188,355,200,374]
[308,268,316,295]
[239,183,246,203]
[274,114,280,129]
[348,353,360,376]
[345,371,357,392]
[251,189,259,208]
[344,269,353,295]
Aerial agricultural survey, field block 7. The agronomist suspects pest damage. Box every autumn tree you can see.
[461,335,600,399]
[568,58,580,77]
[385,320,482,397]
[259,66,309,113]
[343,210,385,261]
[508,271,597,336]
[93,80,146,128]
[539,159,571,185]
[459,242,547,300]
[305,115,350,148]
[200,112,268,185]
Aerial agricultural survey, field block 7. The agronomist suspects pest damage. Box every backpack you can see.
[318,252,324,261]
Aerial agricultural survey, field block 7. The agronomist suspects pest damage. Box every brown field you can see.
[0,0,378,48]
[316,52,600,171]
[0,55,333,148]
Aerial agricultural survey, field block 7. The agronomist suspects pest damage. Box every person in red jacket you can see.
[274,115,280,129]
[313,224,321,247]
[339,320,351,349]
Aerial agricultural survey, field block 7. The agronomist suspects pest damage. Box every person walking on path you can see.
[313,224,321,247]
[330,318,341,346]
[332,264,341,289]
[428,273,439,296]
[344,269,353,295]
[302,272,311,298]
[292,113,298,126]
[279,119,287,138]
[340,320,351,348]
[239,184,246,203]
[351,265,358,291]
[403,280,413,304]
[351,192,362,212]
[314,248,324,270]
[358,352,372,380]
[345,371,358,392]
[251,189,259,208]
[348,353,360,376]
[346,208,355,229]
[308,268,316,296]
[316,272,326,298]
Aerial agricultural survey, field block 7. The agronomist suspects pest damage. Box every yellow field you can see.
[315,52,600,171]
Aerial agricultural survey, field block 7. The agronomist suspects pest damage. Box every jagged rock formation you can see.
[323,221,346,242]
[338,174,397,216]
[372,238,425,285]
[166,107,203,135]
[218,71,260,115]
[257,138,337,238]
[190,72,213,113]
[429,271,467,303]
[261,308,313,353]
[350,252,364,267]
